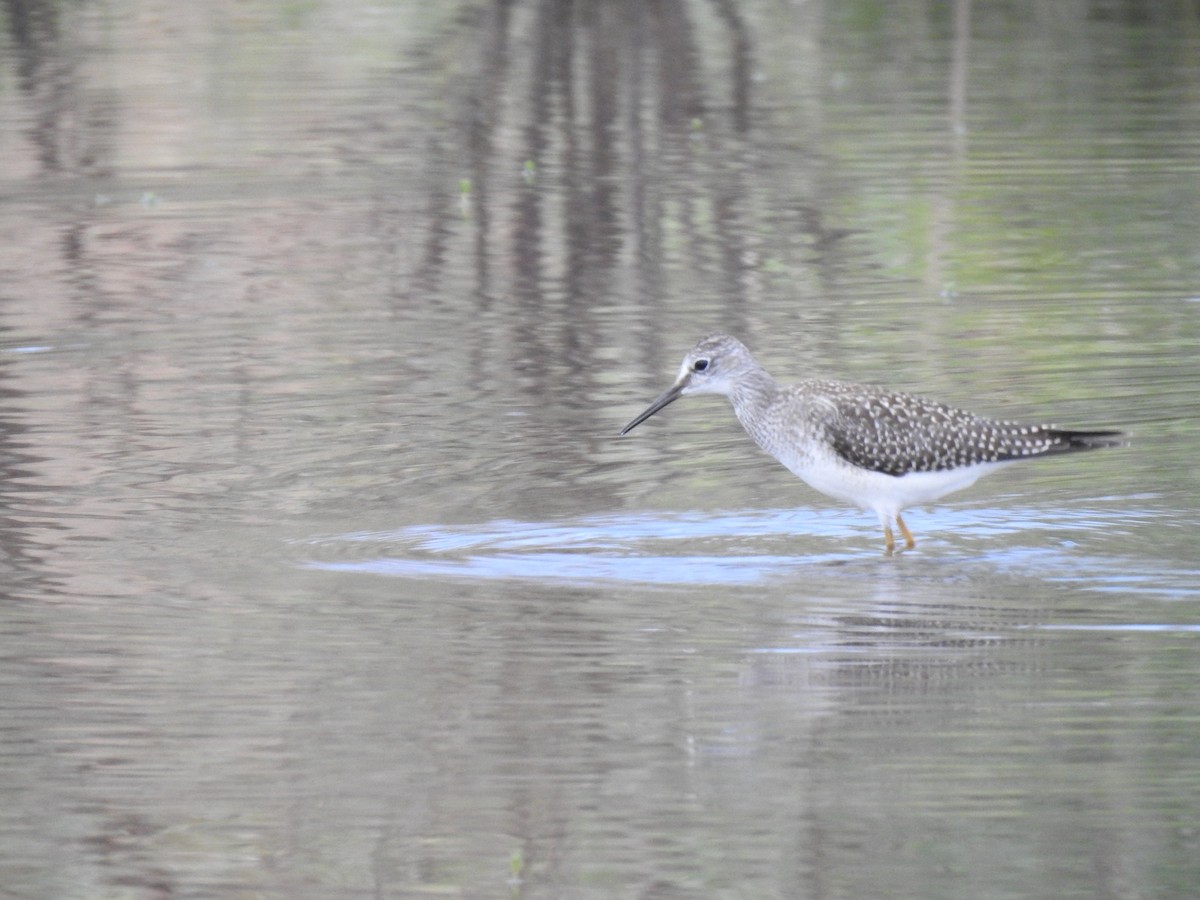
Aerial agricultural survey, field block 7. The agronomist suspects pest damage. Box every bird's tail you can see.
[1054,429,1125,450]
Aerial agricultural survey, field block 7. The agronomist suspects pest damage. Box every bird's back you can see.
[792,380,1122,478]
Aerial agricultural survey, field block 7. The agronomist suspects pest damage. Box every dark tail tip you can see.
[1062,429,1125,450]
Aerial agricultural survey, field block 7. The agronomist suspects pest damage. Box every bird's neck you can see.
[728,368,786,447]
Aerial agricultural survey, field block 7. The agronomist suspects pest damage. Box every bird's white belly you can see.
[782,452,1011,513]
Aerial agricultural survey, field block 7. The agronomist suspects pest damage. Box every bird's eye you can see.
[693,358,710,373]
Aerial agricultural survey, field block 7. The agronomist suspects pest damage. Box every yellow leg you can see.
[896,514,916,551]
[883,524,895,556]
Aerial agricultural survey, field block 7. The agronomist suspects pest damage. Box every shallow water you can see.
[2,1,1200,898]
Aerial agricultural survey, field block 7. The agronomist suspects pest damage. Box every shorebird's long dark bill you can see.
[620,383,685,435]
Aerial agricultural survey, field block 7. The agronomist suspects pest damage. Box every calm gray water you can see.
[2,1,1200,898]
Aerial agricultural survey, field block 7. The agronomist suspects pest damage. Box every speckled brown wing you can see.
[815,381,1123,477]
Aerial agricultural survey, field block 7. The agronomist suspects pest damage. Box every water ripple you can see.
[299,504,1195,598]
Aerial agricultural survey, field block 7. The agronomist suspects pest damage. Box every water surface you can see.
[2,1,1199,898]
